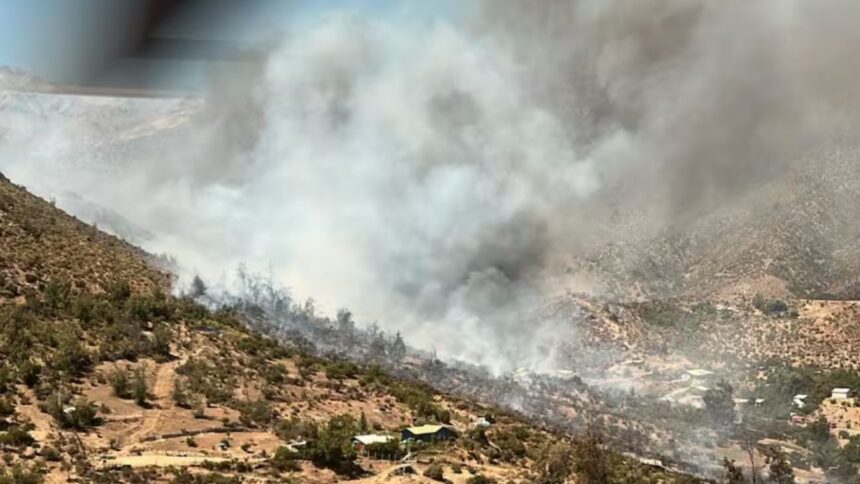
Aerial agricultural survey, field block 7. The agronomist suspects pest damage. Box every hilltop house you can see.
[401,424,459,443]
[831,388,853,400]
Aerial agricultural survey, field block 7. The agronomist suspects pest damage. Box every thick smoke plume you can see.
[3,1,860,372]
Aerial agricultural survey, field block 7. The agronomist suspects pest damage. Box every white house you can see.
[676,395,706,409]
[686,369,714,377]
[682,369,714,385]
[793,394,808,408]
[831,388,852,400]
[353,434,394,446]
[474,417,492,429]
[352,434,395,453]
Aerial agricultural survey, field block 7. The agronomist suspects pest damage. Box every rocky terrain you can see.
[0,174,699,483]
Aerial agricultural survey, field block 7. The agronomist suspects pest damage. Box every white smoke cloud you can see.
[198,13,596,372]
[3,1,860,373]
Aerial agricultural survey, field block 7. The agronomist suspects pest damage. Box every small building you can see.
[754,398,765,407]
[831,388,853,400]
[792,394,808,408]
[288,440,307,451]
[676,395,705,409]
[401,424,459,443]
[681,369,714,385]
[352,434,394,453]
[474,417,492,429]
[686,369,714,378]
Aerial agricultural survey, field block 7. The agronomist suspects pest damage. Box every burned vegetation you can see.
[0,176,701,482]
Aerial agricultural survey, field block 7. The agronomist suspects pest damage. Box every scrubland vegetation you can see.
[0,175,699,482]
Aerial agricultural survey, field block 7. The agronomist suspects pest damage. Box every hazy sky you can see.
[0,0,461,75]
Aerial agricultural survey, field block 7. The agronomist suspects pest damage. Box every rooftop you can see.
[353,434,394,445]
[685,369,714,377]
[404,424,455,436]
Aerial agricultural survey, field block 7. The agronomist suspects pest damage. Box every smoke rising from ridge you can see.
[3,1,860,372]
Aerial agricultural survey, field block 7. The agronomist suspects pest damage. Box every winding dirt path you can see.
[123,359,181,446]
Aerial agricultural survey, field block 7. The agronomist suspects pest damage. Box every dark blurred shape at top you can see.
[7,0,283,97]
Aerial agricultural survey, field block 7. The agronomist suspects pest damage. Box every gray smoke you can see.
[3,1,860,372]
[477,0,860,213]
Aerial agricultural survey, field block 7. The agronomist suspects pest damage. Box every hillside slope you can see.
[565,147,860,301]
[0,174,696,483]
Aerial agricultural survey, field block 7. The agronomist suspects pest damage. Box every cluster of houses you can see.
[790,388,855,426]
[351,423,465,455]
[661,369,717,409]
[664,368,855,416]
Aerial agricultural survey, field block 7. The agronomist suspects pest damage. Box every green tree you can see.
[359,411,368,433]
[574,427,609,484]
[109,367,131,399]
[132,366,150,406]
[275,417,318,442]
[424,463,445,481]
[704,380,736,426]
[151,324,173,359]
[172,378,191,408]
[304,414,359,475]
[0,424,36,448]
[536,441,575,484]
[53,332,92,378]
[271,446,301,472]
[45,395,99,430]
[0,464,45,484]
[466,476,496,484]
[767,450,795,484]
[236,399,276,428]
[844,435,860,463]
[806,416,831,444]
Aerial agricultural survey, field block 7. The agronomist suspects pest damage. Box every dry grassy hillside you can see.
[0,174,699,483]
[0,173,170,300]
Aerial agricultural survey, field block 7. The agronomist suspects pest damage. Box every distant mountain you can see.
[565,146,860,302]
